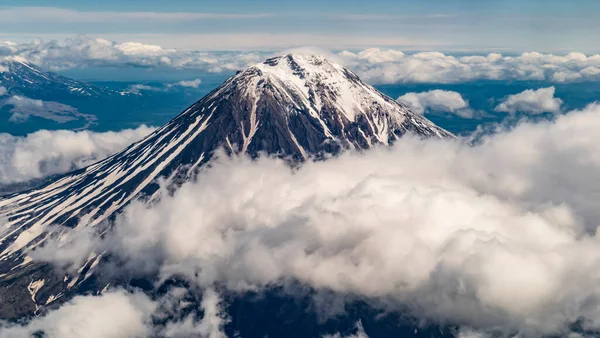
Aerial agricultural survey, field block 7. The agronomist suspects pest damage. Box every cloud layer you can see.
[0,7,271,24]
[0,126,155,185]
[340,49,600,84]
[0,290,155,338]
[19,103,600,337]
[3,38,600,84]
[397,90,473,118]
[0,37,264,72]
[0,95,97,126]
[0,287,227,338]
[494,86,563,114]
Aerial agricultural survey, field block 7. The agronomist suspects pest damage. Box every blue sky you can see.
[1,1,599,51]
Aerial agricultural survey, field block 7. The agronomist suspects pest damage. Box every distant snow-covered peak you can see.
[0,55,129,98]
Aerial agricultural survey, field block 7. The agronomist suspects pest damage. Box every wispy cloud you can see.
[329,13,456,20]
[127,78,203,93]
[0,95,97,126]
[0,7,272,23]
[168,78,202,89]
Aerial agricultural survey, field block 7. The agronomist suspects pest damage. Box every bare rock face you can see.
[0,54,454,319]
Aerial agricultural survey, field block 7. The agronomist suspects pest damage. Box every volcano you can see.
[0,54,454,318]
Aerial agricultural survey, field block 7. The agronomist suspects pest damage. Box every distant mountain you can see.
[0,54,454,319]
[0,56,129,99]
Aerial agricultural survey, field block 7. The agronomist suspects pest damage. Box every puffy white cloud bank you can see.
[0,36,264,73]
[339,49,600,84]
[0,126,155,185]
[0,290,155,338]
[23,103,600,337]
[0,288,227,338]
[495,86,563,114]
[3,38,600,84]
[397,90,473,117]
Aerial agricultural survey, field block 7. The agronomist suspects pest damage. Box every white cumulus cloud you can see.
[337,49,600,84]
[397,90,473,118]
[0,125,155,185]
[0,290,156,338]
[169,78,202,89]
[4,38,600,85]
[494,87,563,114]
[5,95,43,109]
[1,36,263,72]
[28,103,600,337]
[0,287,228,338]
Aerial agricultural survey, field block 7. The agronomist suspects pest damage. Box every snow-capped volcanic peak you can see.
[211,54,453,149]
[254,54,394,122]
[0,55,453,317]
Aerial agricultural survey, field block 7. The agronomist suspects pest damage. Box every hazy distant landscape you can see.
[6,72,600,136]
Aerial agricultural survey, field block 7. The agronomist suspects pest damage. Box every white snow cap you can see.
[235,54,404,123]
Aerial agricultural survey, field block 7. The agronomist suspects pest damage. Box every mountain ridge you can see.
[0,55,130,99]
